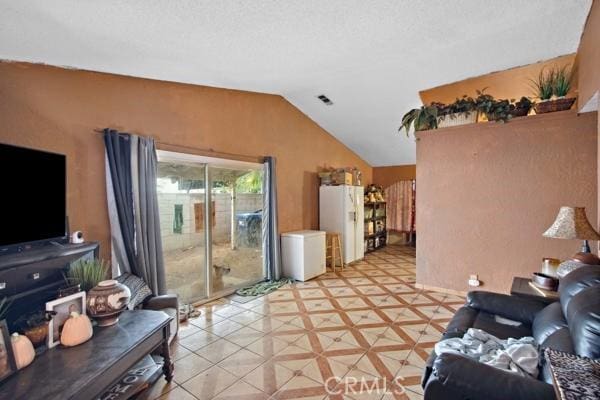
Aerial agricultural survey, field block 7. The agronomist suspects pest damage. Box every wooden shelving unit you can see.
[364,201,386,253]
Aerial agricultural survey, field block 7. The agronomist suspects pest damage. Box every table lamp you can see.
[543,206,600,265]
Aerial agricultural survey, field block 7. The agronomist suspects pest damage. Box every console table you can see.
[510,276,558,305]
[0,310,173,400]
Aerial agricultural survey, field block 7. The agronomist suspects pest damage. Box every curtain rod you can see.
[94,128,265,164]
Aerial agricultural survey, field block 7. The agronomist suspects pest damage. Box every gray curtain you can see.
[262,156,282,281]
[105,154,132,278]
[104,131,136,272]
[104,129,166,295]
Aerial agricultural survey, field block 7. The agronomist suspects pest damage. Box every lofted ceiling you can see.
[0,1,592,166]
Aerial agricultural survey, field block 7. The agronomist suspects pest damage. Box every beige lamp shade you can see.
[543,207,600,240]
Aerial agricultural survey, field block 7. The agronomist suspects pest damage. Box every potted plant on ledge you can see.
[399,104,439,135]
[437,95,478,128]
[475,88,512,123]
[531,65,576,114]
[509,97,533,118]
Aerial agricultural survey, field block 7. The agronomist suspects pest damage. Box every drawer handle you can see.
[31,273,40,280]
[0,282,5,290]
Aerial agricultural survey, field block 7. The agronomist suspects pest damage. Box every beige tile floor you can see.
[146,245,465,400]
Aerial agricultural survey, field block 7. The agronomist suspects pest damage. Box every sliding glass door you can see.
[157,151,265,303]
[209,166,265,293]
[157,161,208,304]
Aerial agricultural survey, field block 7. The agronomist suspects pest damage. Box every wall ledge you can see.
[415,109,594,138]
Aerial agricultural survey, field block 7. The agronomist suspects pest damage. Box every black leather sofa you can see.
[422,266,600,400]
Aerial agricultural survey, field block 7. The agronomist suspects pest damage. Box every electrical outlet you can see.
[468,274,481,287]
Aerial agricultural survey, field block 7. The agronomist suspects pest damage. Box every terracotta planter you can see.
[87,280,131,327]
[437,112,478,128]
[23,322,48,348]
[534,97,576,114]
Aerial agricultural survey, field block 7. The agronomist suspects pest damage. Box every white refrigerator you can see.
[319,185,364,264]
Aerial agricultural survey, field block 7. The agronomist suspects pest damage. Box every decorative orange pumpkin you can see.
[11,333,35,369]
[60,311,93,347]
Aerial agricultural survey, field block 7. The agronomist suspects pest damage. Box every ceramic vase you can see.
[86,280,131,327]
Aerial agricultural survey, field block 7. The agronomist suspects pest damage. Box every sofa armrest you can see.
[144,294,179,311]
[467,291,546,325]
[428,353,555,400]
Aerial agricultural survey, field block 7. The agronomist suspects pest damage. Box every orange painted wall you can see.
[420,54,576,106]
[372,165,416,189]
[0,61,372,260]
[416,111,597,294]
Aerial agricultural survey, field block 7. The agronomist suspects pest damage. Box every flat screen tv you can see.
[0,143,67,253]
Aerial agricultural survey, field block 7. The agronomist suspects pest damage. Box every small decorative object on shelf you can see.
[531,272,558,291]
[87,280,131,327]
[318,167,362,186]
[46,291,87,348]
[60,311,93,347]
[10,333,34,369]
[541,257,560,278]
[57,283,81,298]
[15,310,51,348]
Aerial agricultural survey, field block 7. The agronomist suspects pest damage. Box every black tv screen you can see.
[0,143,67,249]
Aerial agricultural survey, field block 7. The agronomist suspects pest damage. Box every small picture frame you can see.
[46,291,86,348]
[0,319,17,383]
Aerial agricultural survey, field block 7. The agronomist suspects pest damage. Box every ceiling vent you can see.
[317,94,333,105]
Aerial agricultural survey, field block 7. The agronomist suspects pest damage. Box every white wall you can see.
[158,192,262,251]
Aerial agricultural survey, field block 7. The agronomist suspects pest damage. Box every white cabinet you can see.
[281,230,326,281]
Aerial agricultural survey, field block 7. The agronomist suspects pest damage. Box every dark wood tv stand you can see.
[0,241,99,328]
[0,310,173,400]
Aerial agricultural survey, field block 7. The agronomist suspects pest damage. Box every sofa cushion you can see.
[444,306,477,335]
[471,310,532,339]
[559,265,600,314]
[421,305,532,389]
[538,328,574,384]
[565,285,600,358]
[467,291,545,325]
[116,273,153,309]
[532,302,567,344]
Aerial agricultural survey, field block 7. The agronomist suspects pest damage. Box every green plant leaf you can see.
[65,258,110,292]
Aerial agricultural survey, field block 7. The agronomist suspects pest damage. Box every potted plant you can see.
[65,258,109,292]
[475,88,511,123]
[399,104,439,135]
[509,97,533,118]
[437,96,478,128]
[531,66,576,114]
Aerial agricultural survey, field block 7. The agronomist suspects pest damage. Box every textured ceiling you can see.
[0,1,592,166]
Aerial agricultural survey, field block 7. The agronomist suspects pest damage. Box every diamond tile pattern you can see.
[151,245,465,399]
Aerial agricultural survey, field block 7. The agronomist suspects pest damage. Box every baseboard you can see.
[414,282,468,296]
